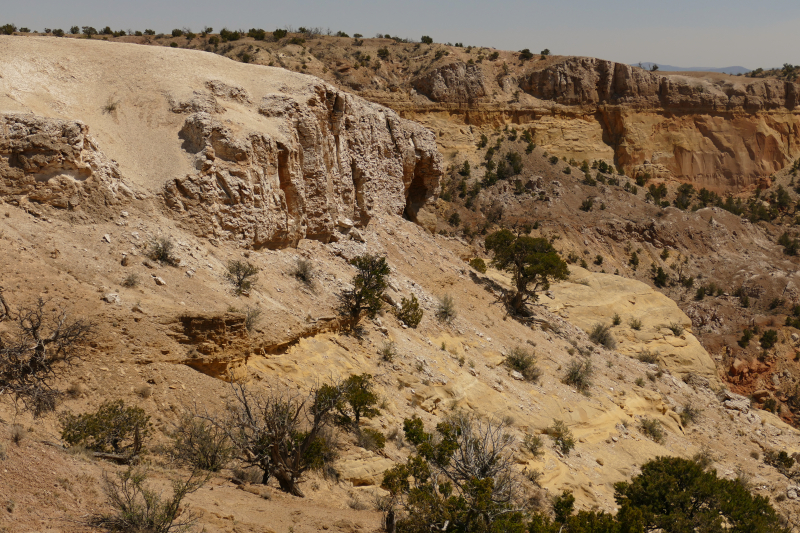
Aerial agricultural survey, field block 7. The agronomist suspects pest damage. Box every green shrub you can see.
[396,294,424,328]
[484,229,568,315]
[420,35,433,44]
[764,449,795,471]
[760,329,778,349]
[629,318,643,330]
[563,359,593,393]
[378,341,397,362]
[653,267,668,287]
[523,433,544,457]
[545,419,575,455]
[629,251,639,270]
[337,254,390,328]
[225,260,259,295]
[612,313,621,326]
[436,294,457,323]
[504,346,542,382]
[61,400,150,455]
[588,323,616,349]
[468,257,487,273]
[738,328,753,348]
[639,417,665,443]
[333,374,381,431]
[273,28,287,39]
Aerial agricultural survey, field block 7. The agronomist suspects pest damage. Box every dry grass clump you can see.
[504,346,542,382]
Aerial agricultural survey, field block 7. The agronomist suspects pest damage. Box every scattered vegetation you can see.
[172,414,236,472]
[485,229,569,315]
[468,257,487,273]
[436,294,457,323]
[382,413,524,532]
[0,295,94,414]
[563,359,593,394]
[636,350,658,364]
[378,340,397,362]
[545,419,575,455]
[92,467,207,533]
[760,329,778,349]
[396,294,423,328]
[147,237,179,266]
[337,254,390,329]
[225,260,259,295]
[61,400,151,457]
[504,346,542,382]
[629,318,643,330]
[211,379,346,496]
[666,321,684,336]
[291,258,314,284]
[588,323,616,349]
[638,417,665,443]
[523,433,544,457]
[226,305,262,332]
[529,457,786,531]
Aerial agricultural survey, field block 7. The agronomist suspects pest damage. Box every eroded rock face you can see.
[522,57,799,111]
[171,313,252,381]
[412,62,488,104]
[519,58,800,189]
[0,113,134,211]
[163,82,442,248]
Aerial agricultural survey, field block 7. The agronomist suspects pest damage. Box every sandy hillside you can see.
[1,35,800,532]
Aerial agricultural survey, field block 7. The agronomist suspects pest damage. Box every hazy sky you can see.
[6,0,800,69]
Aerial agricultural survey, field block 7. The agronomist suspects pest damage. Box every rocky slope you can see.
[93,31,799,192]
[2,34,800,532]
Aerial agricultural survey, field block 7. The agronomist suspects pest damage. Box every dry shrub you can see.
[10,424,25,446]
[135,385,152,399]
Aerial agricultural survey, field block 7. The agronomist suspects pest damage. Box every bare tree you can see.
[0,296,93,414]
[435,413,522,513]
[208,379,346,497]
[383,413,526,531]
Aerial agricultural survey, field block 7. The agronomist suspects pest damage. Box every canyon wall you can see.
[375,57,800,191]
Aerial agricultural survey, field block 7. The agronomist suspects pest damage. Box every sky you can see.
[5,0,800,69]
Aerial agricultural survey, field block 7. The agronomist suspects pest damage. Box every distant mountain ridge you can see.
[634,62,751,75]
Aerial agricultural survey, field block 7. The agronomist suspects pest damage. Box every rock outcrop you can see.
[0,38,443,246]
[521,57,799,111]
[411,62,488,104]
[171,313,252,381]
[164,82,442,248]
[542,267,720,384]
[0,113,135,211]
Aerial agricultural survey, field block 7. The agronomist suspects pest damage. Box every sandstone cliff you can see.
[0,37,442,247]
